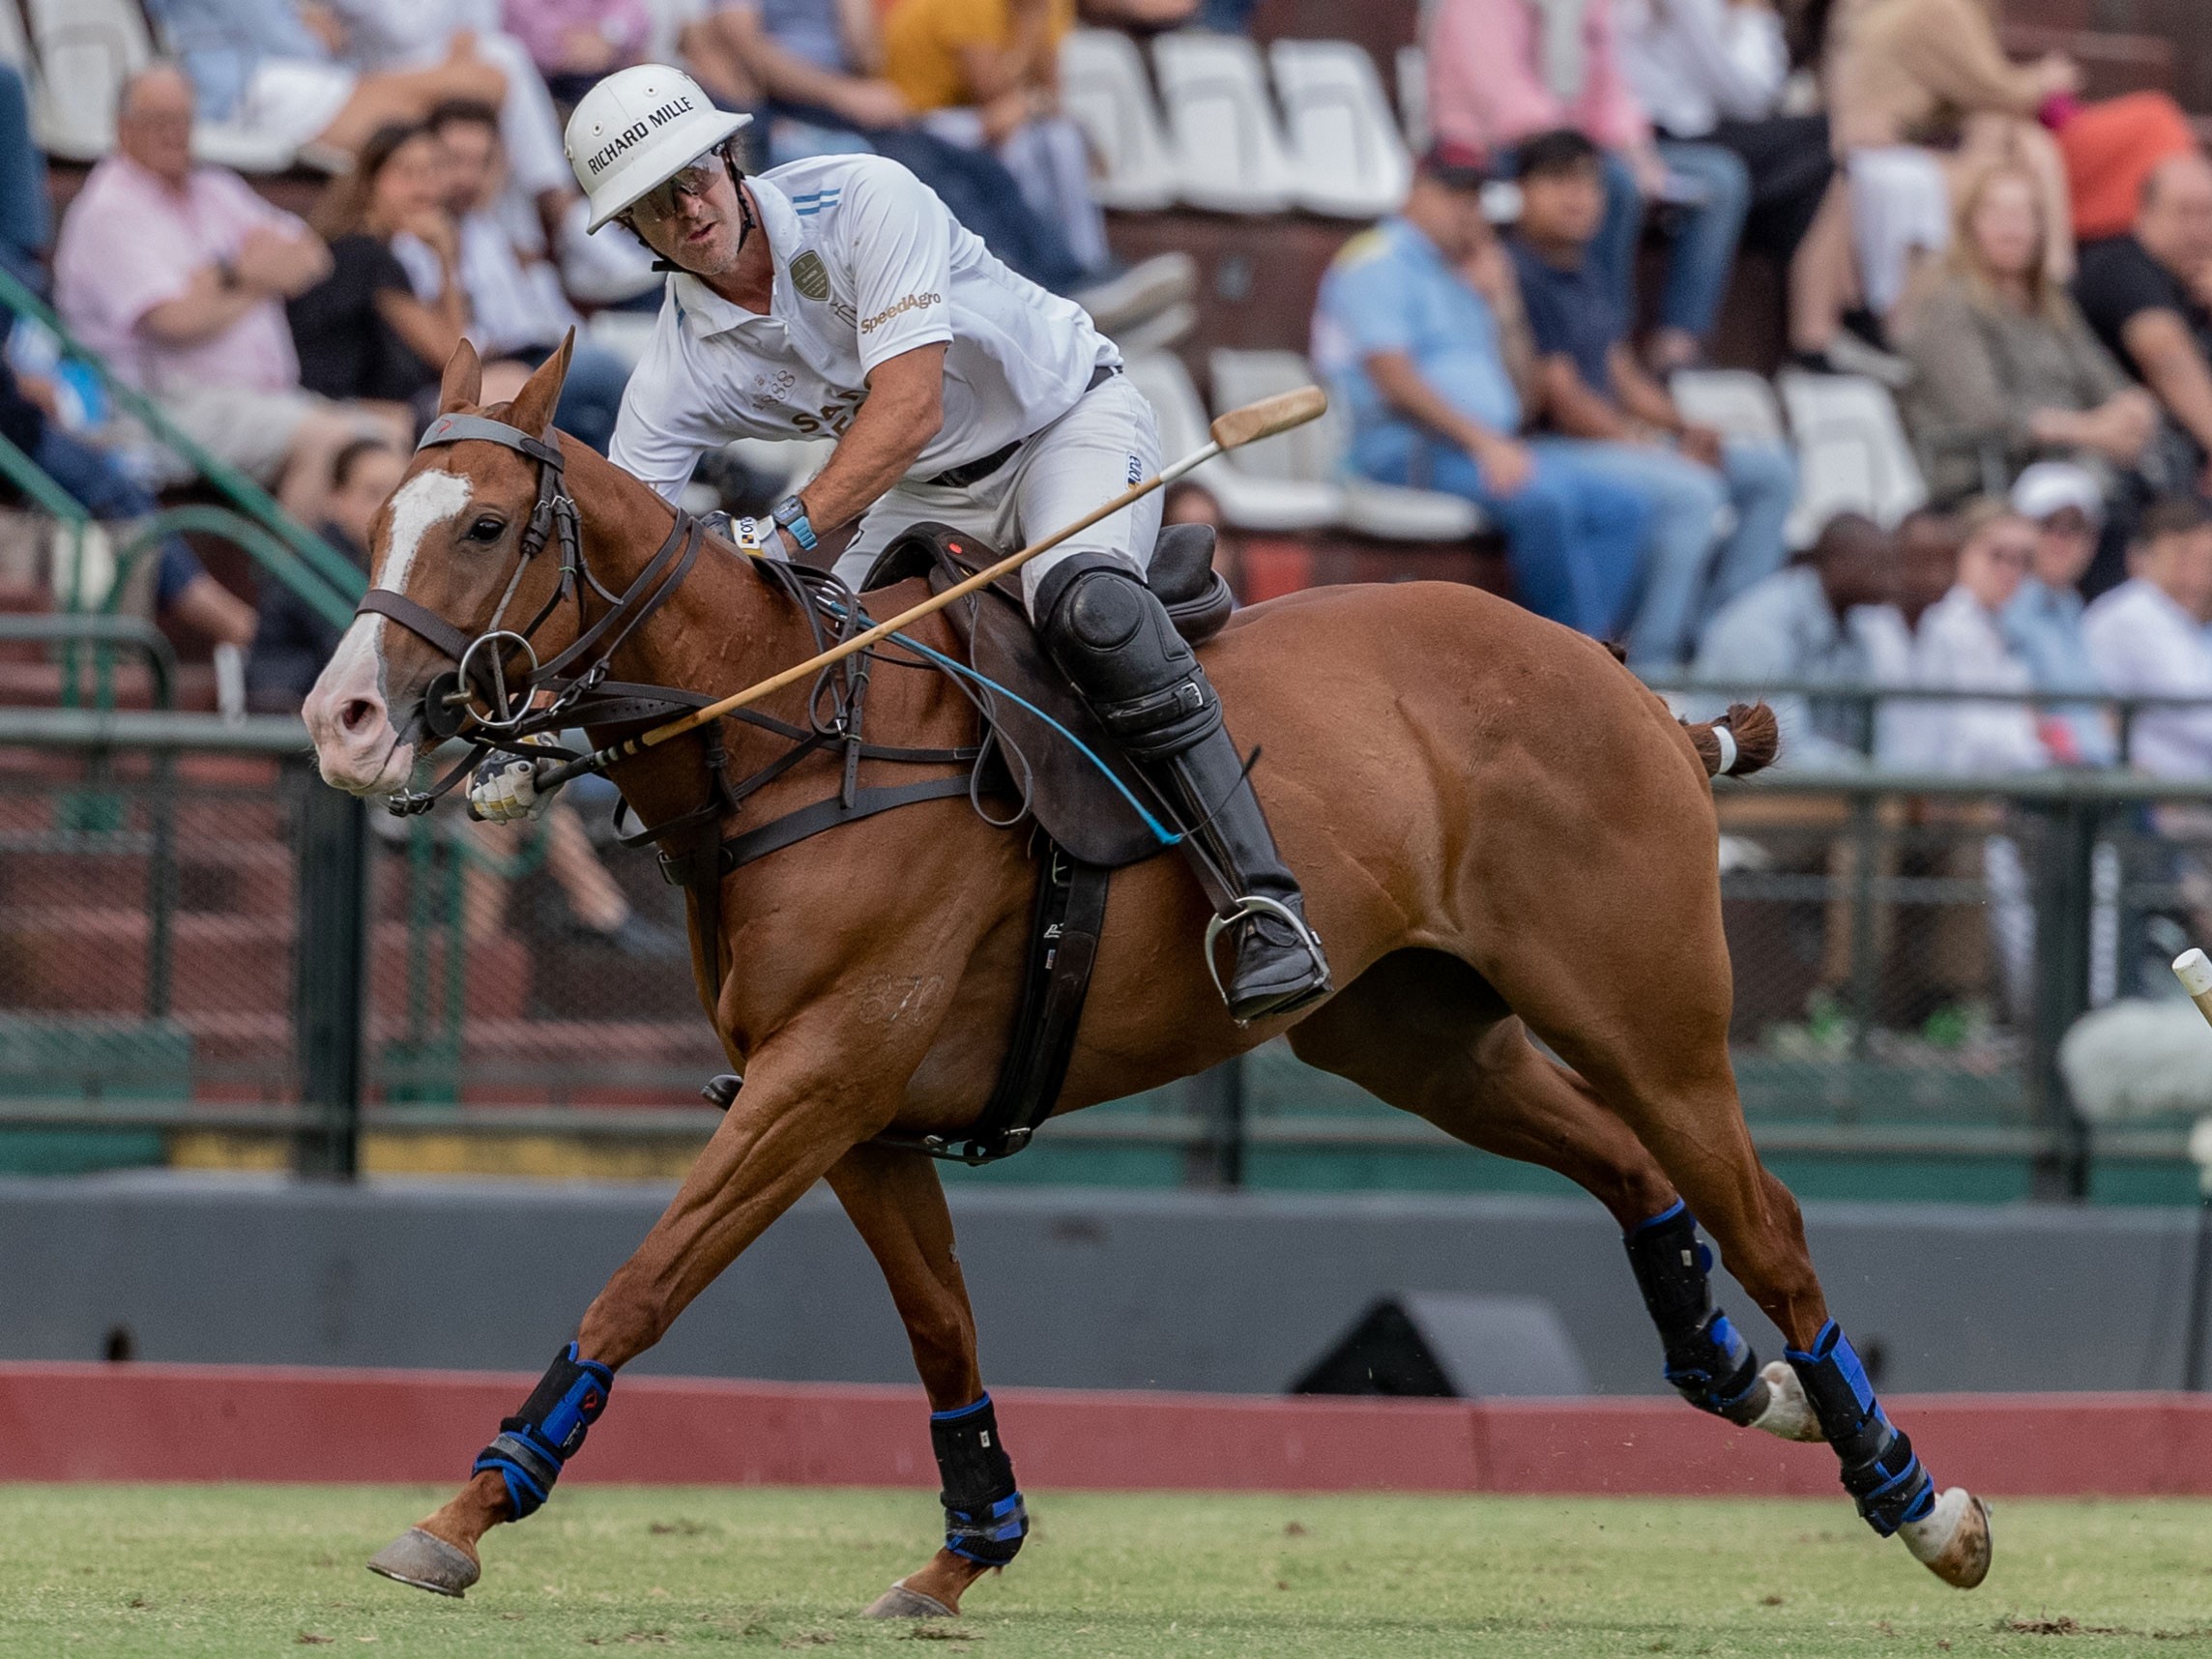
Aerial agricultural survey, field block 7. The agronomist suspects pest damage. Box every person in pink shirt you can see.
[1427,0,1750,372]
[53,64,400,520]
[501,0,650,103]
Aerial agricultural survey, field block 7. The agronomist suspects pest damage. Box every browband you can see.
[417,411,565,469]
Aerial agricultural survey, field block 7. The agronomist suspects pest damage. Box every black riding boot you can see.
[1036,554,1330,1022]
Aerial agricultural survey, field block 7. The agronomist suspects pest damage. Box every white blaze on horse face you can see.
[323,468,476,703]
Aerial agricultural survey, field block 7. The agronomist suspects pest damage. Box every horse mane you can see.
[1682,702,1780,781]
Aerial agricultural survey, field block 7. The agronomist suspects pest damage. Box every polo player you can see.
[470,65,1329,1022]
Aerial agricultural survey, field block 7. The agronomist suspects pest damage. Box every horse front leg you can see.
[365,1037,909,1597]
[826,1142,1021,1620]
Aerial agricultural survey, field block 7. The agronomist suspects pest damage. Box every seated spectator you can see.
[1911,499,2054,774]
[1615,0,1866,373]
[1897,162,2155,505]
[881,0,1134,293]
[698,0,1189,332]
[287,123,458,413]
[150,0,656,305]
[1508,129,1797,672]
[1427,0,1749,372]
[254,435,679,955]
[52,66,402,525]
[1,358,254,651]
[2074,152,2212,497]
[2084,495,2212,779]
[501,0,650,103]
[0,64,46,293]
[1896,503,1966,628]
[144,0,507,162]
[407,102,633,454]
[1313,150,1648,642]
[2002,461,2113,765]
[1690,511,1914,770]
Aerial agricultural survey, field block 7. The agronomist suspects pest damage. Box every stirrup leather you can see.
[1203,893,1331,1023]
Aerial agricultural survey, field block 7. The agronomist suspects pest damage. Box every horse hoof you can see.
[1748,1360,1823,1442]
[1900,1488,1993,1589]
[864,1582,956,1619]
[367,1528,480,1598]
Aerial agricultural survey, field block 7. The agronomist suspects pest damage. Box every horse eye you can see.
[464,516,506,542]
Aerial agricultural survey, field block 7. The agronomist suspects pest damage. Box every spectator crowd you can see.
[3,0,2212,804]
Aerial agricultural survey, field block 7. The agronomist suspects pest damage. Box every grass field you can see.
[3,1486,2209,1658]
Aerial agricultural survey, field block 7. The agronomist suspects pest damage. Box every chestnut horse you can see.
[304,344,1990,1614]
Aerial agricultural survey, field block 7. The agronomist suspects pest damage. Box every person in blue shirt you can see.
[2001,460,2115,765]
[1508,127,1799,674]
[1312,149,1649,642]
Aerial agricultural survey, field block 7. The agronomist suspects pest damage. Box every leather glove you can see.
[469,753,559,823]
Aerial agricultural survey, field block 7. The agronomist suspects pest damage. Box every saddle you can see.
[860,520,1233,869]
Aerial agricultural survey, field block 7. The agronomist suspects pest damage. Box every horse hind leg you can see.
[825,1142,1029,1619]
[1501,913,1992,1589]
[1283,950,1816,1441]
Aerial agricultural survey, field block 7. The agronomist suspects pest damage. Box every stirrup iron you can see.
[1203,893,1330,1025]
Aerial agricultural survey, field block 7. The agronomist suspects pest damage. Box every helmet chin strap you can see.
[641,149,755,275]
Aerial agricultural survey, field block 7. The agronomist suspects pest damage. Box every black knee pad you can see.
[1036,556,1220,761]
[930,1394,1029,1567]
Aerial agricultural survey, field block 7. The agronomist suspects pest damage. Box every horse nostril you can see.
[339,697,382,737]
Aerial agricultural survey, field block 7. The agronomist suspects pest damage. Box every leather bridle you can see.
[356,411,713,814]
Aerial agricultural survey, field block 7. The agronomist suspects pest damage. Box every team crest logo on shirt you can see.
[790,251,831,302]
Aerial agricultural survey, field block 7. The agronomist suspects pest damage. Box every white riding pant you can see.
[833,371,1163,622]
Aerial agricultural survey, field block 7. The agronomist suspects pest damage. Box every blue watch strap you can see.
[773,495,818,553]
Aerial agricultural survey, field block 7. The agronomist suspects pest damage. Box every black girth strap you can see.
[656,774,977,887]
[878,839,1113,1166]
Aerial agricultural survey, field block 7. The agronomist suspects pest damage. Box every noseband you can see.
[355,411,711,814]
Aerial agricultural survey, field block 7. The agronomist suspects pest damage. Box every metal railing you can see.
[0,704,2209,1195]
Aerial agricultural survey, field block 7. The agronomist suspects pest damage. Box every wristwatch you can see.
[771,494,818,554]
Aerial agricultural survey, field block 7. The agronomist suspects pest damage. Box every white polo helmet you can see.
[564,65,753,232]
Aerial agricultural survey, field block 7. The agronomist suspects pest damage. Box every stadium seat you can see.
[1124,351,1342,532]
[1268,40,1412,219]
[1208,347,1481,540]
[1060,29,1180,213]
[1670,370,1787,447]
[1150,32,1297,215]
[24,0,301,170]
[1775,370,1928,542]
[1394,44,1428,154]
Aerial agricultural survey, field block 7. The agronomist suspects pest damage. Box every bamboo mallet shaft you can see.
[540,385,1327,786]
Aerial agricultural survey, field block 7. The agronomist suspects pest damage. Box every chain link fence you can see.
[6,708,2212,1197]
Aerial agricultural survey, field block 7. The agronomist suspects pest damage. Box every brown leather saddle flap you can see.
[860,522,1231,870]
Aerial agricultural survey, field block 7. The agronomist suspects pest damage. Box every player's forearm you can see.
[796,366,945,534]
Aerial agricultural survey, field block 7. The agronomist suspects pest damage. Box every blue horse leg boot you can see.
[1786,1321,1935,1536]
[930,1394,1029,1566]
[1623,1201,1771,1425]
[473,1342,614,1521]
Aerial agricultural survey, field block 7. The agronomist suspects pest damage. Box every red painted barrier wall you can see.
[6,1363,2210,1497]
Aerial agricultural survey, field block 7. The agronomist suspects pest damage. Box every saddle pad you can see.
[866,522,1168,868]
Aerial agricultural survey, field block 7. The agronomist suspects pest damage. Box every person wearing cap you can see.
[469,64,1329,1022]
[1312,147,1649,643]
[2001,460,2113,765]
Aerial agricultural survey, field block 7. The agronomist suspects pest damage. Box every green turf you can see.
[2,1486,2208,1658]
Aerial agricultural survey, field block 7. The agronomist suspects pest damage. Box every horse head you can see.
[305,338,580,799]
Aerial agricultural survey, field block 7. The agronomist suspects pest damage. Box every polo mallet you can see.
[533,384,1327,790]
[2171,947,2212,1390]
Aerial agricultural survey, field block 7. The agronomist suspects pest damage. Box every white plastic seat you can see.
[1394,44,1428,154]
[1150,32,1296,215]
[1670,370,1786,447]
[1059,29,1179,213]
[1125,351,1342,532]
[1268,40,1412,219]
[1776,370,1928,544]
[26,0,299,170]
[1208,348,1482,540]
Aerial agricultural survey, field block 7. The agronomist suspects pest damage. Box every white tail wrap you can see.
[1712,722,1738,777]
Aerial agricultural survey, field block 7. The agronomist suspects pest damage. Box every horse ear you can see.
[506,330,574,441]
[439,339,483,414]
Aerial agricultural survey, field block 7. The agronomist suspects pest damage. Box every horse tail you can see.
[1682,702,1780,781]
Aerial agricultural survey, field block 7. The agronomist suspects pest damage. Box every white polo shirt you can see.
[610,153,1115,502]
